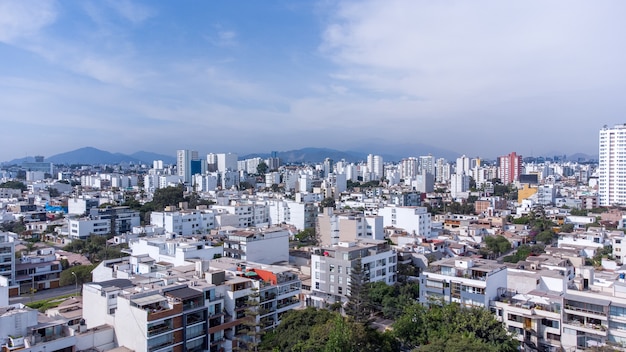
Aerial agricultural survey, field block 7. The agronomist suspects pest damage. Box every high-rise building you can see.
[216,153,238,172]
[177,149,201,184]
[367,154,383,179]
[498,152,522,185]
[456,155,471,175]
[419,155,435,175]
[599,124,626,206]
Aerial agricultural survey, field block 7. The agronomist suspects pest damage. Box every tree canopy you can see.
[0,180,27,191]
[392,302,517,351]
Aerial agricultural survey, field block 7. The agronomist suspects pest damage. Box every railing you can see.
[148,325,171,337]
[565,305,606,316]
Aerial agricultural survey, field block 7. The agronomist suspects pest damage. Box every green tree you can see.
[236,287,263,352]
[0,180,27,192]
[393,303,516,351]
[536,230,555,244]
[151,184,185,210]
[256,161,269,175]
[59,264,96,288]
[484,235,511,257]
[320,197,336,209]
[344,259,371,325]
[294,228,316,243]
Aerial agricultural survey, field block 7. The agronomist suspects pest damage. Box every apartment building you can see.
[15,246,62,295]
[378,205,432,238]
[316,209,384,246]
[222,227,290,264]
[211,202,270,228]
[599,124,626,206]
[84,257,302,352]
[0,233,16,296]
[419,257,507,308]
[309,240,397,308]
[150,209,216,236]
[68,206,140,239]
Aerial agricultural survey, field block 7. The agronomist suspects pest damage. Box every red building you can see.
[498,152,522,185]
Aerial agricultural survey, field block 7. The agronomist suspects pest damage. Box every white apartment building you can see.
[217,153,238,172]
[309,240,397,307]
[68,207,141,239]
[127,237,223,267]
[599,124,626,206]
[150,209,216,236]
[266,199,318,230]
[211,203,269,228]
[0,232,16,295]
[378,205,432,237]
[223,227,290,264]
[317,210,384,246]
[419,257,507,308]
[367,154,384,180]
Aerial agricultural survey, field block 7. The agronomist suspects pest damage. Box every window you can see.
[338,287,343,295]
[330,275,335,283]
[329,265,335,272]
[315,282,320,290]
[338,266,342,274]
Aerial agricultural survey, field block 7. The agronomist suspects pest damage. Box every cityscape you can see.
[2,1,626,352]
[0,124,623,351]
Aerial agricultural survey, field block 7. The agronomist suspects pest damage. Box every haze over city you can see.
[2,0,625,162]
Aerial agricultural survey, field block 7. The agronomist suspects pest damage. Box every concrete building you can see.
[499,152,523,185]
[84,257,302,352]
[316,209,384,246]
[419,257,507,308]
[367,154,384,180]
[378,206,432,237]
[599,124,626,206]
[150,209,216,237]
[177,149,203,184]
[217,153,238,173]
[68,207,140,239]
[223,227,290,264]
[309,240,397,307]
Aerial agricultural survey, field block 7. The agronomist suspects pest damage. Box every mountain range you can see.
[1,146,597,166]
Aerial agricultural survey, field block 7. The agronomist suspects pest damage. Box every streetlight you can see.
[71,272,78,297]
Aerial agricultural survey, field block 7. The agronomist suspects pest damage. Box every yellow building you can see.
[517,184,537,203]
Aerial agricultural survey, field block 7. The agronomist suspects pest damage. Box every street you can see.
[9,284,81,305]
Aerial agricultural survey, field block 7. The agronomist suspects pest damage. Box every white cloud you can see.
[105,0,155,24]
[0,0,57,43]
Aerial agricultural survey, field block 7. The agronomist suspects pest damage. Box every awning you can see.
[131,294,166,307]
[563,293,610,307]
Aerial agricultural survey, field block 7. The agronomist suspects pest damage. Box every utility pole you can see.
[71,272,78,296]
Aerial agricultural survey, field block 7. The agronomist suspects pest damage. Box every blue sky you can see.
[1,0,625,161]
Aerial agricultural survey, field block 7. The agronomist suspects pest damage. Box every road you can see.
[9,284,81,305]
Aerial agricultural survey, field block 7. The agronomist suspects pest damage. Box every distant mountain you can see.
[242,148,369,163]
[130,151,176,165]
[1,156,36,165]
[45,147,141,164]
[243,144,461,164]
[567,153,598,162]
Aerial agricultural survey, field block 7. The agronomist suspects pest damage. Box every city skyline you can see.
[1,1,625,161]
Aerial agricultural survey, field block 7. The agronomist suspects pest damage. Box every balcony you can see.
[148,324,172,337]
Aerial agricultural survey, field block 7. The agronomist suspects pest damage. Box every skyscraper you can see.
[599,124,626,206]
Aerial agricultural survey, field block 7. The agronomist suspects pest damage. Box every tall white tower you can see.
[367,154,384,180]
[599,124,626,206]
